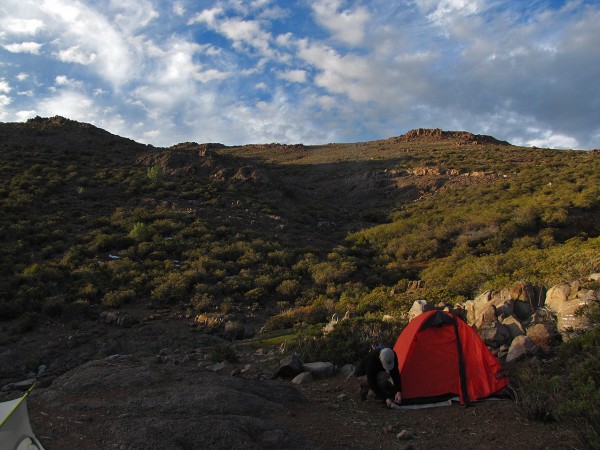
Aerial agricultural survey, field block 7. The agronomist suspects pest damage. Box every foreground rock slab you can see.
[29,356,318,450]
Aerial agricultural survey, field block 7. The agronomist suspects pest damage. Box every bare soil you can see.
[271,375,580,450]
[1,311,583,450]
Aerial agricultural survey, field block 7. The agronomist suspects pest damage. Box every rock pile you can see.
[409,275,600,362]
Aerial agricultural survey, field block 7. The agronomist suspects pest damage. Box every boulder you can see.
[490,294,513,319]
[556,299,591,333]
[473,290,494,320]
[408,300,433,321]
[545,284,571,313]
[527,323,557,353]
[509,281,536,320]
[292,372,315,385]
[506,335,538,363]
[339,364,356,379]
[501,315,526,339]
[464,300,476,325]
[301,362,335,379]
[274,354,304,378]
[407,280,425,291]
[476,321,511,348]
[32,358,314,450]
[509,281,536,303]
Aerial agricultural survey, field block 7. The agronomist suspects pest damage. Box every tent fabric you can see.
[393,310,508,406]
[0,391,44,450]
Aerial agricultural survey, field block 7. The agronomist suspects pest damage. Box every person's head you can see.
[379,348,395,372]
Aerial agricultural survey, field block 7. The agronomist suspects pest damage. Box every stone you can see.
[476,321,511,347]
[501,315,525,339]
[206,361,229,373]
[301,362,335,379]
[473,290,494,320]
[509,281,536,303]
[464,300,476,325]
[527,323,557,353]
[34,359,313,449]
[339,364,355,379]
[291,372,314,384]
[491,295,513,318]
[407,280,425,291]
[275,354,304,378]
[408,300,433,321]
[506,335,538,363]
[545,284,571,313]
[397,430,414,440]
[513,300,533,322]
[588,273,600,282]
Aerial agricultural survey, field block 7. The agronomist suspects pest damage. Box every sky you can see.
[1,1,599,149]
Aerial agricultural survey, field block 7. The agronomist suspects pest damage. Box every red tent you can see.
[392,310,508,405]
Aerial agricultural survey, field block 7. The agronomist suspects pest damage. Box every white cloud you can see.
[1,18,44,35]
[3,41,42,54]
[16,73,30,81]
[55,46,97,64]
[416,0,484,25]
[36,89,94,120]
[107,0,159,34]
[36,0,140,86]
[276,69,307,83]
[312,0,370,46]
[173,2,185,17]
[0,95,11,106]
[15,110,37,122]
[0,79,11,93]
[55,75,80,86]
[522,130,579,150]
[188,7,223,27]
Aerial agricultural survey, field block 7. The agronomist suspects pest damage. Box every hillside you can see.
[1,117,599,449]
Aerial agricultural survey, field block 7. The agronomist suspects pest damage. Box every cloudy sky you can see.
[1,0,599,149]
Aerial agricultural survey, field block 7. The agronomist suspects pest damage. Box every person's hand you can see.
[385,398,393,408]
[394,392,402,404]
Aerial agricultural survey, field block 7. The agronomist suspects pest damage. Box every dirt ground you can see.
[1,313,584,450]
[271,376,581,450]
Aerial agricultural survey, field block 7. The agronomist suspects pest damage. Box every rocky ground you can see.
[0,310,583,450]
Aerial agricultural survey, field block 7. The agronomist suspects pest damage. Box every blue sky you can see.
[1,0,599,149]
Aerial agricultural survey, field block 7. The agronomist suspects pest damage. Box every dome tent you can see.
[0,385,44,450]
[393,310,508,406]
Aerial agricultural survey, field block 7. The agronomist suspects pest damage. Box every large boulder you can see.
[408,300,433,321]
[545,284,571,313]
[31,357,315,450]
[301,362,335,379]
[472,290,494,321]
[501,315,526,339]
[476,321,512,348]
[506,335,538,363]
[275,354,304,378]
[545,282,597,333]
[527,323,558,353]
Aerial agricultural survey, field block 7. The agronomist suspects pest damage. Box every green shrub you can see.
[129,222,151,242]
[147,165,163,181]
[209,342,238,363]
[102,289,136,308]
[288,318,402,366]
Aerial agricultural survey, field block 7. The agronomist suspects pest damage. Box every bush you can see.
[129,222,151,242]
[288,318,402,366]
[209,342,238,363]
[102,289,136,308]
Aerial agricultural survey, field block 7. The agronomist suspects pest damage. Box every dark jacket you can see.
[365,348,402,399]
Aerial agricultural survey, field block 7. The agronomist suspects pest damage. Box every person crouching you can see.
[359,347,402,407]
